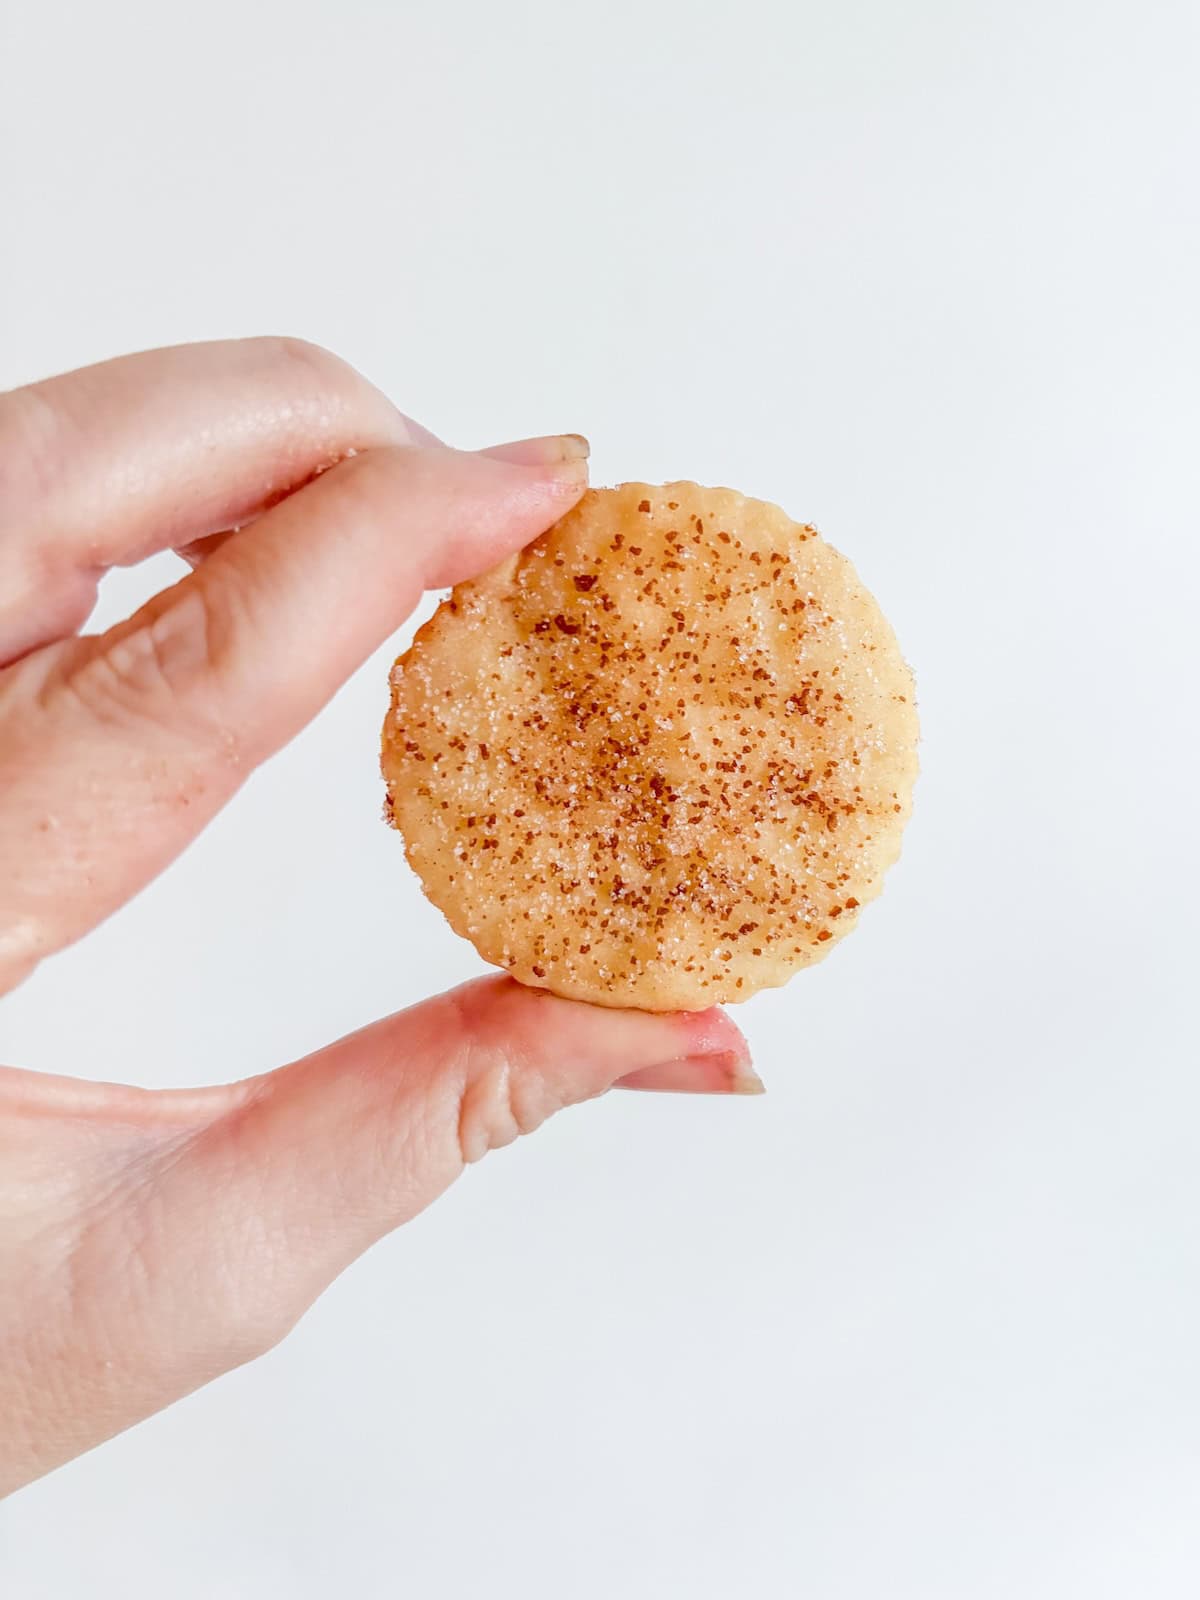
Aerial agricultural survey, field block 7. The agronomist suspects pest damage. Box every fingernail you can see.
[615,1051,765,1096]
[481,433,590,468]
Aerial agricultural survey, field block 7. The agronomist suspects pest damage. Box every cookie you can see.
[382,482,918,1010]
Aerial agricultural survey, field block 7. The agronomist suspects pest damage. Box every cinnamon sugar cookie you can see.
[382,483,917,1010]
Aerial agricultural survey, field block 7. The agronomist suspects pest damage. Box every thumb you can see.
[172,978,758,1346]
[0,978,758,1491]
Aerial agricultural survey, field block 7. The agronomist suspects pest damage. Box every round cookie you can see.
[382,483,917,1010]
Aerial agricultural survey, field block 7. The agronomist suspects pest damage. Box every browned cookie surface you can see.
[383,483,918,1009]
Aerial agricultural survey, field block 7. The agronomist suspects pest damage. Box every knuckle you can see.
[106,590,212,702]
[254,336,404,453]
[214,1296,296,1370]
[456,1059,521,1165]
[454,1030,557,1167]
[64,584,238,758]
[262,335,363,404]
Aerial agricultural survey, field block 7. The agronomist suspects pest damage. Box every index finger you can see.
[0,443,587,994]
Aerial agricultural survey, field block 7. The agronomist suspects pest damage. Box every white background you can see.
[2,1,1199,1595]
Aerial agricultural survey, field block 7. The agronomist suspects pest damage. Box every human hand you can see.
[0,340,757,1495]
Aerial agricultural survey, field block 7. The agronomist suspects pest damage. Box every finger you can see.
[0,445,586,992]
[0,337,423,662]
[165,978,760,1340]
[0,980,755,1491]
[170,435,591,570]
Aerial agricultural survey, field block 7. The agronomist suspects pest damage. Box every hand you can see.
[0,339,757,1496]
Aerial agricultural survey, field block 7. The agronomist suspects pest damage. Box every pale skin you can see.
[0,339,760,1497]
